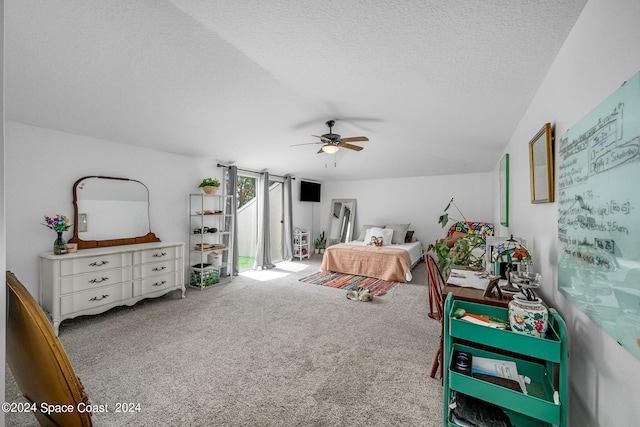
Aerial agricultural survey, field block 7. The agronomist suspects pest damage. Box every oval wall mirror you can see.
[68,176,160,249]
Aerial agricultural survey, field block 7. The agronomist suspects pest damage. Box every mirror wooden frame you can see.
[529,123,554,203]
[68,176,160,249]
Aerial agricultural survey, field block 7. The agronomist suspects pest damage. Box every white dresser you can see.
[39,242,185,335]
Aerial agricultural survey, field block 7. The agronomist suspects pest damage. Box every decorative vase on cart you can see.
[508,295,548,337]
[508,271,548,337]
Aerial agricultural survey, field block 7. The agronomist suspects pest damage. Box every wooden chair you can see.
[6,271,93,427]
[425,254,446,379]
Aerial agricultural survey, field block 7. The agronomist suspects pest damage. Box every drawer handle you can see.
[152,266,167,272]
[153,252,167,258]
[89,294,110,302]
[89,260,109,267]
[152,281,167,287]
[89,277,109,284]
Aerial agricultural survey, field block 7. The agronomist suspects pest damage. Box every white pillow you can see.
[364,227,394,246]
[356,224,384,241]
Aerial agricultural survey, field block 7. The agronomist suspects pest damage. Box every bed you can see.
[320,240,424,283]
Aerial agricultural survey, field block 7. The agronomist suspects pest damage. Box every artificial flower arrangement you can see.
[42,214,72,233]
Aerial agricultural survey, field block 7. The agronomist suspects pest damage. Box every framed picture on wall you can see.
[500,153,509,226]
[529,123,554,203]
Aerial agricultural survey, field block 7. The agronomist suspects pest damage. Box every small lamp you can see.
[492,235,531,292]
[321,144,339,154]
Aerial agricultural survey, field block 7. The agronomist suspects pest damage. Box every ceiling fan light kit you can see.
[291,119,369,154]
[321,145,339,154]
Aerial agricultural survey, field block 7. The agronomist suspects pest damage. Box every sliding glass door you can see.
[235,173,283,271]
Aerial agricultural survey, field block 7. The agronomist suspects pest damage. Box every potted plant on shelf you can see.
[199,178,221,195]
[427,198,487,276]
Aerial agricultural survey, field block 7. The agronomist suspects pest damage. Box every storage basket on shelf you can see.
[190,264,220,287]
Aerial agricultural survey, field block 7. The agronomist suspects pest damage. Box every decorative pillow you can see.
[385,223,410,244]
[356,224,384,241]
[364,227,394,246]
[447,221,494,237]
[379,228,394,246]
[405,230,415,243]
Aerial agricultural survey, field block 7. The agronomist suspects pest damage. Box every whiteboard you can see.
[557,70,640,360]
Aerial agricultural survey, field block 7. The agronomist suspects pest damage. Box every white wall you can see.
[4,121,225,296]
[322,173,493,250]
[292,179,322,243]
[492,0,640,425]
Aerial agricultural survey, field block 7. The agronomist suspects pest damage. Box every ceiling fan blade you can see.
[340,142,364,151]
[340,136,369,143]
[290,142,323,146]
[317,147,325,154]
[311,134,333,143]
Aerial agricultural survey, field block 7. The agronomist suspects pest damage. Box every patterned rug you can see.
[299,271,398,296]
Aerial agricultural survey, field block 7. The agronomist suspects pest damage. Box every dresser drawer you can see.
[60,253,131,276]
[60,267,131,295]
[132,259,176,279]
[133,246,178,264]
[60,282,132,315]
[133,272,178,297]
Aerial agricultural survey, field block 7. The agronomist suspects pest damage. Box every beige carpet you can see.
[5,257,443,426]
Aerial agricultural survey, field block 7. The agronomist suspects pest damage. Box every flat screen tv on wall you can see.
[300,180,321,202]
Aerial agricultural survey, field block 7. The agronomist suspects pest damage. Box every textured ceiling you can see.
[5,0,587,181]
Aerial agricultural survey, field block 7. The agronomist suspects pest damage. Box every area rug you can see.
[299,271,399,296]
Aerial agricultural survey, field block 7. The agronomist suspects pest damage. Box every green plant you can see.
[427,198,486,276]
[315,231,326,249]
[198,177,220,188]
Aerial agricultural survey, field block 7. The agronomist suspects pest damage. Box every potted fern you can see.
[199,178,220,195]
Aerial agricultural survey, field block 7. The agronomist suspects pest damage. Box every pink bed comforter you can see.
[320,243,412,283]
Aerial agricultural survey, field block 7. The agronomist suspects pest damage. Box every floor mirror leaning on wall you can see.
[327,199,356,246]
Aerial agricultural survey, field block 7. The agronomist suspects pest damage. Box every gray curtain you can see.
[254,171,275,270]
[225,166,239,275]
[282,175,294,261]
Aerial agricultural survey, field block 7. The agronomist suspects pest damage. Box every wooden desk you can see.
[444,268,512,308]
[442,283,511,308]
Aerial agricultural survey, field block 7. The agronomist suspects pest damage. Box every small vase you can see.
[53,231,68,255]
[508,295,548,337]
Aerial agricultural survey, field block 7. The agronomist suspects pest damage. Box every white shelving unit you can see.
[293,228,310,261]
[188,192,234,289]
